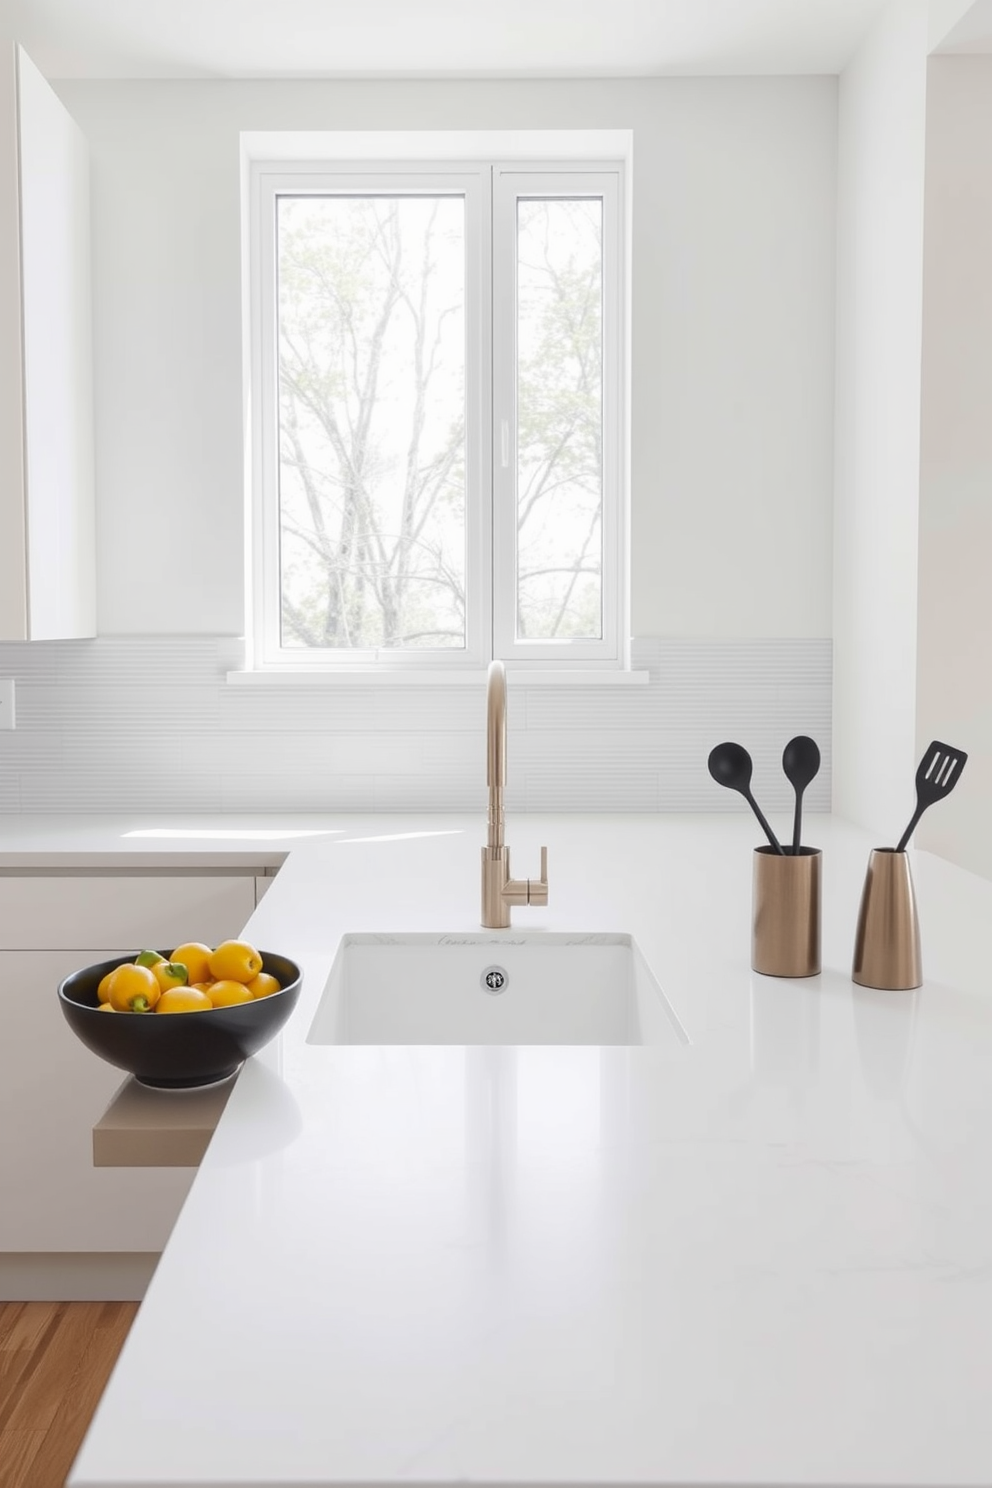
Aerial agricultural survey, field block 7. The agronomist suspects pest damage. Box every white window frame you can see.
[492,165,622,665]
[247,154,625,674]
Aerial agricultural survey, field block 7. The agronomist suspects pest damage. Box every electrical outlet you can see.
[0,678,15,730]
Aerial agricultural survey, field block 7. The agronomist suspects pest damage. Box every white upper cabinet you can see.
[0,43,95,640]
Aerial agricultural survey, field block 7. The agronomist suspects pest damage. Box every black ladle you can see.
[707,742,785,855]
[782,735,821,856]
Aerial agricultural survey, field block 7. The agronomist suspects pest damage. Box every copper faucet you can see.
[481,660,549,928]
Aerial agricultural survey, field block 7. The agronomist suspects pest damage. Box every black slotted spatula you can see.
[895,740,968,851]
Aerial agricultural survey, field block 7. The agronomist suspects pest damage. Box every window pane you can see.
[276,194,466,650]
[516,197,603,642]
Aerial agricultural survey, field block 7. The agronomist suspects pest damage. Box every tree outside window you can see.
[250,160,623,670]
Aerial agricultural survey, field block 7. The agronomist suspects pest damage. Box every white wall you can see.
[53,76,838,641]
[915,56,992,876]
[929,0,983,47]
[832,0,928,840]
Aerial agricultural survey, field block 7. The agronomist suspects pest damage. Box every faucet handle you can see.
[530,845,549,907]
[500,846,549,909]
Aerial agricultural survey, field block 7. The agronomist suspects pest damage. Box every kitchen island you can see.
[33,810,992,1488]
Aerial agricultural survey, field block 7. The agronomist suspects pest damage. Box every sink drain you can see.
[481,966,507,995]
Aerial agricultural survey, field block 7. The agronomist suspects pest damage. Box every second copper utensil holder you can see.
[752,846,821,978]
[852,848,921,990]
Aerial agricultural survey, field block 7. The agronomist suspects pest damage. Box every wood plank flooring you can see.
[0,1301,137,1488]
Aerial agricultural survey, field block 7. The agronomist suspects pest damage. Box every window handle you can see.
[500,419,509,469]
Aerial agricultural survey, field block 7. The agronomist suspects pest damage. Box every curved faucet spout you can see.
[481,660,548,927]
[486,660,506,852]
[487,660,506,790]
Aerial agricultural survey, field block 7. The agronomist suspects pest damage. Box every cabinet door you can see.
[0,874,257,950]
[17,45,95,638]
[0,948,195,1252]
[0,42,27,635]
[0,43,95,641]
[0,873,257,1252]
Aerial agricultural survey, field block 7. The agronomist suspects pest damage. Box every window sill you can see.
[225,668,650,687]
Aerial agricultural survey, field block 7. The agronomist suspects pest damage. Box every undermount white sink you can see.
[306,932,688,1047]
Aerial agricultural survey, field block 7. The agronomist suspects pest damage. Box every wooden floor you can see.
[0,1301,137,1488]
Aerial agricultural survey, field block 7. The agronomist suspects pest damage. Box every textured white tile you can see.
[515,728,667,767]
[370,688,483,733]
[60,730,182,769]
[18,773,221,814]
[218,773,378,813]
[17,682,219,728]
[218,687,356,733]
[372,775,482,813]
[522,687,667,731]
[0,635,833,816]
[0,731,64,768]
[523,767,662,812]
[0,775,21,812]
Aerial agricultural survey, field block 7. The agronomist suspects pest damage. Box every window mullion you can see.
[491,170,517,660]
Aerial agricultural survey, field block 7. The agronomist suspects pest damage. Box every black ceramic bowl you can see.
[58,950,302,1089]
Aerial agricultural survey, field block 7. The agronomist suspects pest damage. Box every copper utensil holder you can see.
[852,848,921,990]
[752,847,821,978]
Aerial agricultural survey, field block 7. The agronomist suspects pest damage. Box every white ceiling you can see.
[5,0,894,80]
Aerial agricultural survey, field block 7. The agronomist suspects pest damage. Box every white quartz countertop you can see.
[0,813,349,868]
[38,811,992,1488]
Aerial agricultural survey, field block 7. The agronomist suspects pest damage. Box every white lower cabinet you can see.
[0,947,196,1254]
[0,873,259,950]
[0,872,257,1267]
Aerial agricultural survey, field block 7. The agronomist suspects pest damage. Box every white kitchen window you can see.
[247,156,625,673]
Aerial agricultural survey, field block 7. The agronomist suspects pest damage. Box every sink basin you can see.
[307,933,688,1047]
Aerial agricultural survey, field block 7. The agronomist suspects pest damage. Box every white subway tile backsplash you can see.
[0,636,831,815]
[218,772,379,814]
[60,731,182,769]
[372,775,483,813]
[524,768,662,813]
[522,692,667,732]
[18,773,222,814]
[0,731,64,768]
[21,683,220,728]
[370,689,483,733]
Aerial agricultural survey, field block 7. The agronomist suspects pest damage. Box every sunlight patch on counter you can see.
[122,828,344,841]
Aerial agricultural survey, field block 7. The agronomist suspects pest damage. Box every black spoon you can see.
[782,735,821,856]
[707,742,785,855]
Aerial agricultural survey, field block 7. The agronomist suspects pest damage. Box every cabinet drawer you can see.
[0,875,257,950]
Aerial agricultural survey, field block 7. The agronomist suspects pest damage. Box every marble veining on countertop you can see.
[47,811,992,1488]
